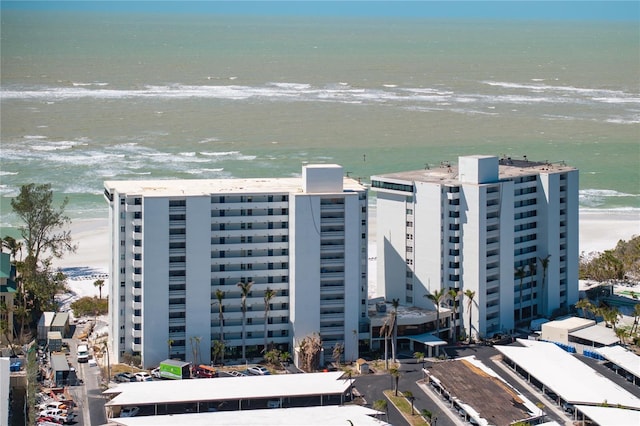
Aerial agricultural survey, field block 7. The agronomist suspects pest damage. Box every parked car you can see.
[134,372,153,382]
[114,372,135,382]
[36,415,62,425]
[227,370,247,377]
[151,368,161,379]
[267,399,281,408]
[120,406,140,417]
[38,409,75,424]
[193,364,218,378]
[247,365,270,375]
[88,358,98,367]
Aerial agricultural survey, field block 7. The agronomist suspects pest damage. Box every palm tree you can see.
[93,279,105,299]
[464,289,476,343]
[538,255,551,316]
[214,289,225,360]
[103,341,111,383]
[390,366,400,396]
[391,298,399,361]
[425,289,446,337]
[404,391,416,415]
[1,236,23,262]
[448,289,460,342]
[380,317,391,370]
[263,287,276,353]
[373,399,388,421]
[167,339,174,357]
[576,298,596,319]
[528,259,537,318]
[515,267,526,323]
[237,280,253,361]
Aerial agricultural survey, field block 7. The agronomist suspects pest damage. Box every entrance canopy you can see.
[407,333,447,347]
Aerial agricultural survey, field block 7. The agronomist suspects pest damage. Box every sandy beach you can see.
[53,209,640,301]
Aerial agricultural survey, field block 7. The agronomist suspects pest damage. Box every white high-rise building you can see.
[104,164,368,368]
[371,155,579,340]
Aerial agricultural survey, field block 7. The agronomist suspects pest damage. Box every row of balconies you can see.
[210,201,288,210]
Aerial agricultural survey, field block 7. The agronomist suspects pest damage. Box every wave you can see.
[0,171,18,176]
[4,81,637,109]
[200,151,241,157]
[579,188,639,208]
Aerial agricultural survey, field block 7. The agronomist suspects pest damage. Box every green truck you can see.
[158,359,191,380]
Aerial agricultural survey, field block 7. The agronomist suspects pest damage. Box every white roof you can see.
[574,405,640,426]
[569,324,619,346]
[406,332,448,347]
[105,372,350,407]
[595,345,640,378]
[104,176,365,197]
[108,405,388,426]
[494,339,640,409]
[542,316,594,332]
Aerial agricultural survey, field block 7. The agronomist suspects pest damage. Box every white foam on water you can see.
[200,151,241,157]
[0,171,18,176]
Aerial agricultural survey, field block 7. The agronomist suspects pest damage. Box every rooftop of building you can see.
[371,155,576,186]
[367,299,450,327]
[426,355,539,425]
[108,405,388,426]
[105,165,366,196]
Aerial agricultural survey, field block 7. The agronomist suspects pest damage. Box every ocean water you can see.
[1,9,639,231]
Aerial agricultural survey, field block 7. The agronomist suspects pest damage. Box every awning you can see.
[406,333,447,347]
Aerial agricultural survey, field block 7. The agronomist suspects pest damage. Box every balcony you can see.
[132,259,142,269]
[131,301,142,310]
[132,246,142,255]
[168,304,186,312]
[131,342,142,352]
[131,272,142,281]
[125,204,142,213]
[132,230,142,240]
[132,287,142,297]
[131,315,142,324]
[132,329,142,339]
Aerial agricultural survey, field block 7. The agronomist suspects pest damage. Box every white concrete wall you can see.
[375,191,408,302]
[414,182,444,309]
[566,170,580,307]
[302,164,343,193]
[498,182,515,333]
[290,194,321,346]
[343,193,363,362]
[185,196,213,365]
[142,197,170,368]
[541,173,561,316]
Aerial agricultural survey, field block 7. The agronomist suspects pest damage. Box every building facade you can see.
[371,155,579,340]
[0,253,17,344]
[104,165,368,368]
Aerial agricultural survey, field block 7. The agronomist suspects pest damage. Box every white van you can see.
[77,344,89,363]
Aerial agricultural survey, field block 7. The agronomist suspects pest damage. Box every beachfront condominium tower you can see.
[371,155,579,340]
[104,164,368,369]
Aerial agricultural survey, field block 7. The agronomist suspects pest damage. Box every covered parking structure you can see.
[495,339,640,421]
[573,405,640,425]
[104,371,352,418]
[406,333,447,358]
[568,324,619,348]
[595,345,640,386]
[107,405,388,425]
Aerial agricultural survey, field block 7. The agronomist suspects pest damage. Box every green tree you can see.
[576,298,597,319]
[515,267,526,323]
[390,366,400,396]
[332,342,344,367]
[93,279,105,299]
[404,390,416,415]
[380,315,393,370]
[464,289,476,343]
[538,255,551,315]
[426,289,446,337]
[448,289,460,342]
[10,183,75,267]
[214,289,225,363]
[263,287,276,353]
[391,298,399,361]
[1,236,23,262]
[237,280,254,361]
[211,340,225,365]
[373,399,388,421]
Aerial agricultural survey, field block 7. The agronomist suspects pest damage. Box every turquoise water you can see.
[1,10,639,231]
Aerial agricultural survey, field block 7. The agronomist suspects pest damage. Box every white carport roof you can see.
[105,372,349,407]
[108,405,388,426]
[569,324,619,346]
[595,345,640,379]
[574,405,640,426]
[494,339,640,409]
[406,332,447,347]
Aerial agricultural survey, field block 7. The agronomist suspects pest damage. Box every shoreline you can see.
[51,209,639,300]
